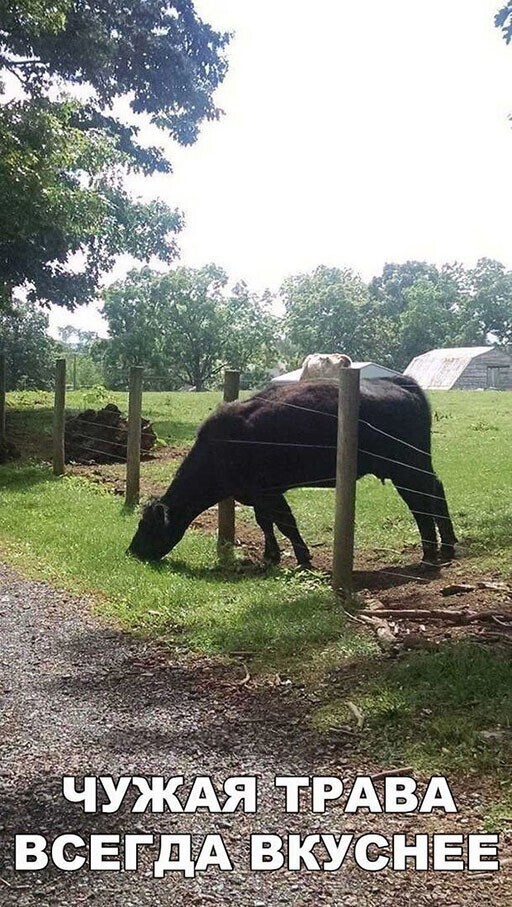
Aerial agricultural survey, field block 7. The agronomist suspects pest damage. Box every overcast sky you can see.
[49,0,512,337]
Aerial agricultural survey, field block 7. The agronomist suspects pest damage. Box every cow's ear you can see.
[146,502,170,527]
[154,503,170,526]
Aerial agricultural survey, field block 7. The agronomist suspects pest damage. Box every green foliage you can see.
[0,299,59,388]
[69,355,103,389]
[0,0,70,38]
[369,260,441,318]
[281,266,372,363]
[455,258,512,345]
[0,0,229,310]
[0,98,182,310]
[0,0,230,149]
[100,265,278,390]
[398,278,458,369]
[80,385,110,409]
[285,257,512,370]
[58,326,103,388]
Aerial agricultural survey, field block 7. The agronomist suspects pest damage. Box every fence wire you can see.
[56,371,455,576]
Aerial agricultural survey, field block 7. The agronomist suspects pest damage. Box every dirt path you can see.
[0,563,510,906]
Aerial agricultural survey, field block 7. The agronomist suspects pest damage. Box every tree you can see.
[222,283,278,387]
[101,266,277,390]
[281,266,373,363]
[57,325,103,388]
[454,258,512,346]
[398,279,458,368]
[0,0,229,150]
[0,0,230,311]
[0,99,183,311]
[369,261,441,318]
[0,300,59,388]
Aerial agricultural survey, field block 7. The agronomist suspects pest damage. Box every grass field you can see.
[1,386,512,797]
[6,386,512,564]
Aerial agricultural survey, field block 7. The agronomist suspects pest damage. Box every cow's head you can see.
[300,353,352,382]
[127,499,189,562]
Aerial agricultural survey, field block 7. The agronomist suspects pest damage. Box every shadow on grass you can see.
[153,556,277,583]
[148,555,443,594]
[123,552,446,661]
[0,463,57,492]
[112,553,372,662]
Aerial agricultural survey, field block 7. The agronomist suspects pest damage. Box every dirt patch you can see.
[191,509,512,653]
[69,443,191,496]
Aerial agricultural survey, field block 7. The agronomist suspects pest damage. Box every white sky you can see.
[49,0,512,337]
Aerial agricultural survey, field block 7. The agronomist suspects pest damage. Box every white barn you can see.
[404,346,512,390]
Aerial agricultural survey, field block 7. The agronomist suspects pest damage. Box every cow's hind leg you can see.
[253,504,281,564]
[433,477,457,561]
[392,480,438,564]
[255,494,311,566]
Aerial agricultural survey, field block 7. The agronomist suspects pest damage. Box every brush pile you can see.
[65,403,156,464]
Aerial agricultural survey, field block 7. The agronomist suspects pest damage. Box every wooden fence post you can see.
[52,358,66,476]
[125,366,144,507]
[0,353,6,444]
[217,369,240,558]
[332,367,360,595]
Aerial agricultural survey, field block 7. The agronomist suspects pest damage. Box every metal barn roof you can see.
[270,361,400,385]
[404,347,493,389]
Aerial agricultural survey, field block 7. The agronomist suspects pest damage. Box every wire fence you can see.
[5,357,456,592]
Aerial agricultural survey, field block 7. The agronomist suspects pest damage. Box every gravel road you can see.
[0,562,509,906]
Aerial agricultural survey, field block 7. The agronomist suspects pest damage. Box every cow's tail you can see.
[389,375,433,469]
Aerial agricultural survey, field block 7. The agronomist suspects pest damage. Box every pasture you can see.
[1,386,512,811]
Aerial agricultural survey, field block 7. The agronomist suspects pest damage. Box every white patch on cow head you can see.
[300,352,353,381]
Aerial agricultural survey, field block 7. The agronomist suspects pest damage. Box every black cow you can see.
[128,376,457,566]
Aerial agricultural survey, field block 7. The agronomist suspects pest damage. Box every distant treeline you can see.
[1,258,511,391]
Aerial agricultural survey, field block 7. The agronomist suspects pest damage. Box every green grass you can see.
[0,465,372,669]
[7,388,512,571]
[235,389,512,569]
[6,387,226,447]
[312,642,512,776]
[2,387,512,790]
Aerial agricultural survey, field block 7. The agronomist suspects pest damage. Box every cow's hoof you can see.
[296,559,313,571]
[420,556,440,569]
[440,545,456,562]
[264,550,281,565]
